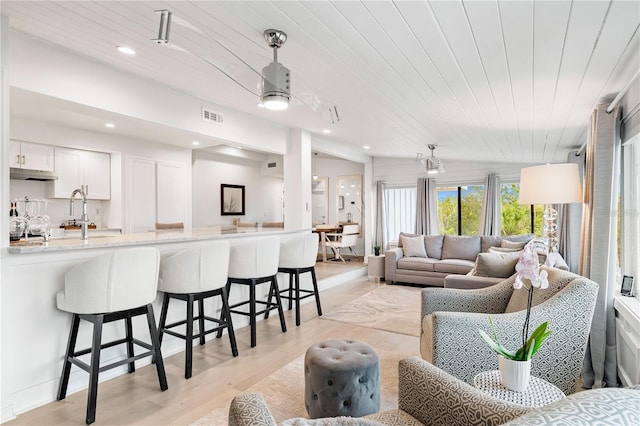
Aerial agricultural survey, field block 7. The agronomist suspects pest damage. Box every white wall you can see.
[192,150,283,226]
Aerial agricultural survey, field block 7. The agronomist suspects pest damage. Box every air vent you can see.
[267,162,277,168]
[201,108,224,124]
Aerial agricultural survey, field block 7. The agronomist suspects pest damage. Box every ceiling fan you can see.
[416,144,446,174]
[153,10,338,117]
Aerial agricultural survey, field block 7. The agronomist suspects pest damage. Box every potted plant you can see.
[373,244,381,256]
[478,240,557,391]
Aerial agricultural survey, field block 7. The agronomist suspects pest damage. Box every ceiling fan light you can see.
[261,62,290,111]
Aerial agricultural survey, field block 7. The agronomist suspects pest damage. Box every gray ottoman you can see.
[304,339,380,418]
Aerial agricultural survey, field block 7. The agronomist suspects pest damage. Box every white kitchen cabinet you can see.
[52,147,111,200]
[10,140,55,171]
[156,162,186,225]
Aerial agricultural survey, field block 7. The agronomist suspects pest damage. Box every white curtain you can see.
[415,178,438,235]
[558,151,585,273]
[374,181,388,250]
[579,104,621,389]
[479,173,501,236]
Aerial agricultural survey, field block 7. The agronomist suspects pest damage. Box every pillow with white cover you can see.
[489,246,521,254]
[400,235,427,258]
[501,240,526,250]
[472,251,521,278]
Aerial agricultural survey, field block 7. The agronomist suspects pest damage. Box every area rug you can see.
[321,285,422,337]
[191,350,405,425]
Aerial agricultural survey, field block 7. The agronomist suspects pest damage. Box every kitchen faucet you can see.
[70,185,89,240]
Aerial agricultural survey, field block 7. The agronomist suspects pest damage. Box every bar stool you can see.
[56,247,167,425]
[224,236,287,347]
[273,233,322,326]
[157,241,238,379]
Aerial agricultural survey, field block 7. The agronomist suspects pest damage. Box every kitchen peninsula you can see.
[1,227,309,420]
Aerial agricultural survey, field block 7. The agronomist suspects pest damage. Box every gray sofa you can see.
[385,233,538,287]
[228,356,640,426]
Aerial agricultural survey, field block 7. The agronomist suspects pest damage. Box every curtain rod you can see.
[576,68,640,156]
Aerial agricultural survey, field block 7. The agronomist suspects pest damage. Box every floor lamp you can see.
[519,163,583,252]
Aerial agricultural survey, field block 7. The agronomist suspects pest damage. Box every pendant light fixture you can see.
[261,29,290,111]
[417,145,446,174]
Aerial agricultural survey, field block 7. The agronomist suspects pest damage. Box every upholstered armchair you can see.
[228,357,531,426]
[420,267,598,395]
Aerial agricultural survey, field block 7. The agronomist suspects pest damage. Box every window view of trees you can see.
[436,183,543,237]
[437,186,484,235]
[501,183,542,236]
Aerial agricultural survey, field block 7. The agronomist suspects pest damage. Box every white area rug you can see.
[321,285,422,337]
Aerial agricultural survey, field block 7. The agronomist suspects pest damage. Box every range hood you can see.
[10,167,58,181]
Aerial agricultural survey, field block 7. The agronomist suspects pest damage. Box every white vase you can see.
[498,355,531,392]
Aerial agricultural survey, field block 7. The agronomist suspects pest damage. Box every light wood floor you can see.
[8,274,420,426]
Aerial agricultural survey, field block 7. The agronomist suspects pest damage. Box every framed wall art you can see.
[221,184,245,215]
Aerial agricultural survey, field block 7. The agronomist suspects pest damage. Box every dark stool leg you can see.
[125,313,135,373]
[86,314,104,425]
[217,281,231,339]
[158,292,170,346]
[288,273,294,310]
[271,276,287,333]
[264,282,274,320]
[57,313,81,401]
[145,304,168,391]
[294,271,301,326]
[311,268,322,316]
[198,297,206,345]
[221,287,238,356]
[185,294,194,379]
[250,280,257,347]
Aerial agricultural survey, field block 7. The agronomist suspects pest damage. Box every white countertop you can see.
[8,226,303,254]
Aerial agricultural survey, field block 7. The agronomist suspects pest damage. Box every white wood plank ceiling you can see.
[2,1,639,164]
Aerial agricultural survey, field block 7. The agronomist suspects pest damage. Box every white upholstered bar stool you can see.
[157,241,238,379]
[56,247,167,425]
[272,233,322,326]
[224,236,287,347]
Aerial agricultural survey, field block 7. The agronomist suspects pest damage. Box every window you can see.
[622,136,639,284]
[500,183,542,236]
[437,185,484,236]
[384,186,416,240]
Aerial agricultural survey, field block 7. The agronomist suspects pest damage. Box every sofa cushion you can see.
[398,257,437,272]
[441,235,481,261]
[473,252,521,278]
[481,236,503,253]
[433,259,475,275]
[400,235,427,258]
[424,235,444,259]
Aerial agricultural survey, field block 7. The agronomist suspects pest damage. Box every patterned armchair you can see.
[228,357,530,426]
[420,267,599,395]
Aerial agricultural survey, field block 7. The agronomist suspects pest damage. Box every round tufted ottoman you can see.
[304,339,380,418]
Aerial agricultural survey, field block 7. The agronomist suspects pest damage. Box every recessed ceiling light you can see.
[117,46,136,55]
[363,145,371,150]
[192,141,200,146]
[322,129,331,134]
[105,123,115,128]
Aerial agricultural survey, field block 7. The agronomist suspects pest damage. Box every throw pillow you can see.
[472,252,521,278]
[397,232,419,247]
[502,240,526,250]
[489,246,521,253]
[400,235,427,258]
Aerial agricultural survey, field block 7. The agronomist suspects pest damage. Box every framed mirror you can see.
[336,175,362,235]
[311,176,329,225]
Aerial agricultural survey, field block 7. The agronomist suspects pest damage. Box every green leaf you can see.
[478,329,516,359]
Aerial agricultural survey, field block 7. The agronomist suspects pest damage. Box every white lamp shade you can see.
[519,163,583,205]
